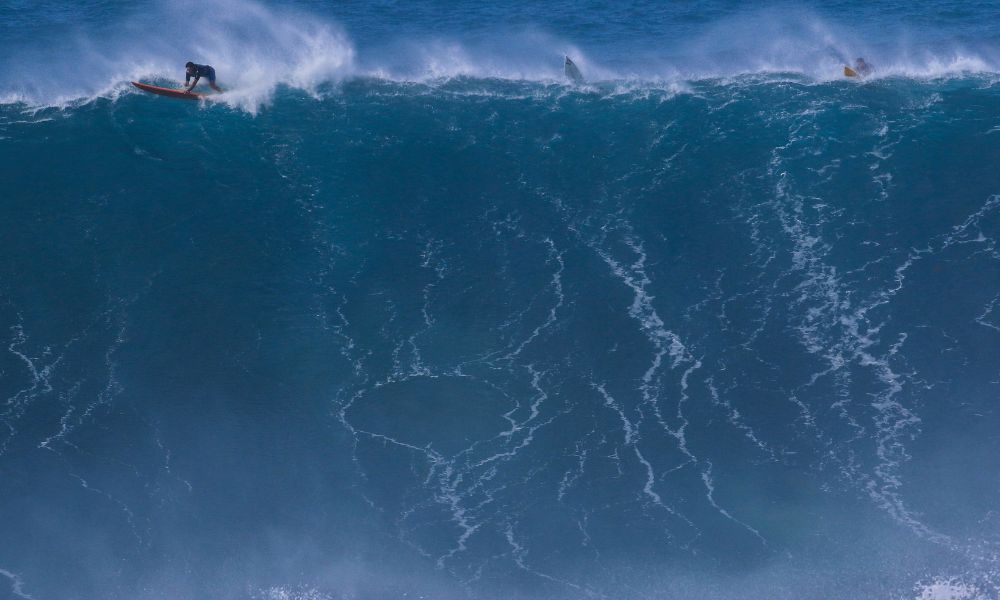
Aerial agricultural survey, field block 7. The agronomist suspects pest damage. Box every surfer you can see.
[184,62,223,92]
[853,57,873,76]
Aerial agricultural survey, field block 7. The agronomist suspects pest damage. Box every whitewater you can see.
[2,1,1000,599]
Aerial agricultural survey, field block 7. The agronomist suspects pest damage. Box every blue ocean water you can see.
[2,1,1000,598]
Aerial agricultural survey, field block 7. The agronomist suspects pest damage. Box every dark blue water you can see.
[2,1,1000,599]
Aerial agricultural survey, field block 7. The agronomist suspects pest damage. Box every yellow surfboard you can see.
[844,65,859,78]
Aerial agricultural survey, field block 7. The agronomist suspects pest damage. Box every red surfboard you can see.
[131,81,204,100]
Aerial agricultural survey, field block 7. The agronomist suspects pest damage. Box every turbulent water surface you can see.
[2,1,1000,599]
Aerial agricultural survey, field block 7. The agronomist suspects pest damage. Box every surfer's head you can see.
[185,61,195,72]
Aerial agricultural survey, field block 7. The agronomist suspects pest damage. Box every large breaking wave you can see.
[3,2,1000,599]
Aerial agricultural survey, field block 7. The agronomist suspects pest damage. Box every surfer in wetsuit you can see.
[184,62,223,92]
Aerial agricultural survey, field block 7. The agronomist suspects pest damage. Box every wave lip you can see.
[0,0,356,113]
[3,3,1000,112]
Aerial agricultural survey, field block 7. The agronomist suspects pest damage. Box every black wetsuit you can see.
[185,64,216,85]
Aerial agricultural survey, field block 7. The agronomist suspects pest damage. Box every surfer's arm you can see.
[185,75,200,91]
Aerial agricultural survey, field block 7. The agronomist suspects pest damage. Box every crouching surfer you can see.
[853,57,873,76]
[184,62,223,93]
[844,57,873,78]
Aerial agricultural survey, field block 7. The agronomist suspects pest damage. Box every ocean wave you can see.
[3,0,1000,113]
[3,3,1000,598]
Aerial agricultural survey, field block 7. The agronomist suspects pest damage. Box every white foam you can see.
[254,586,335,600]
[0,569,34,600]
[914,577,985,600]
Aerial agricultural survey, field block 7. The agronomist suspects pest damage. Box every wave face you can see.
[3,2,1000,600]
